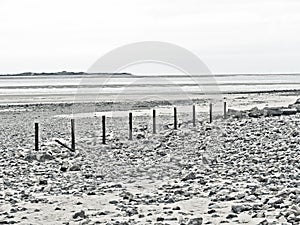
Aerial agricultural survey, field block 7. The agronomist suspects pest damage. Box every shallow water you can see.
[0,74,299,105]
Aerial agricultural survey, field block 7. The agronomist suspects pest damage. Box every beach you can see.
[0,89,299,224]
[2,0,300,223]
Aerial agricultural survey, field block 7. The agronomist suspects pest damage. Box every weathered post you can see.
[35,123,39,151]
[193,105,196,127]
[224,101,227,119]
[209,103,213,123]
[129,112,133,140]
[71,119,75,151]
[102,115,106,144]
[174,107,177,130]
[153,109,156,134]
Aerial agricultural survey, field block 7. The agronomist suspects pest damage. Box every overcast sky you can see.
[0,0,299,74]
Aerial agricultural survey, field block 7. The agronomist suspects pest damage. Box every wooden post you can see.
[153,109,156,134]
[209,103,213,123]
[193,105,196,127]
[174,107,177,130]
[71,119,75,151]
[35,123,39,151]
[129,112,133,140]
[102,115,106,144]
[224,101,227,119]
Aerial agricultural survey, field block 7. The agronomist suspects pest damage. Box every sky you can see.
[0,0,299,74]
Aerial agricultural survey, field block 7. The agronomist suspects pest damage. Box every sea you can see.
[0,74,299,105]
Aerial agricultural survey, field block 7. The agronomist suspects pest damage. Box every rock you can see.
[39,179,48,185]
[289,104,300,112]
[60,166,68,172]
[208,209,216,214]
[238,213,252,223]
[187,217,203,225]
[23,153,37,162]
[258,219,270,225]
[289,205,300,216]
[228,109,245,118]
[157,217,164,221]
[232,204,252,214]
[37,153,54,162]
[73,210,86,219]
[109,200,118,204]
[280,108,297,115]
[182,172,196,181]
[248,107,263,118]
[267,197,283,205]
[226,214,238,219]
[136,133,145,139]
[263,107,283,117]
[172,206,181,210]
[124,207,138,216]
[69,165,80,171]
[252,212,265,218]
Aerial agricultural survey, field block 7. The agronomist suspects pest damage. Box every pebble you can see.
[187,217,203,225]
[1,102,299,224]
[73,210,86,219]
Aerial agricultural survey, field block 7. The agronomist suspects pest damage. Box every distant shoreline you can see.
[0,71,300,77]
[0,72,132,77]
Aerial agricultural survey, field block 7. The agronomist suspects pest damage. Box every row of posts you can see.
[34,102,228,151]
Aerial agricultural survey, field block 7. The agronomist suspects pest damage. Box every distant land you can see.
[0,71,132,76]
[0,71,300,77]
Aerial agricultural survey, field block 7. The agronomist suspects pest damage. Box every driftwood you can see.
[55,139,75,152]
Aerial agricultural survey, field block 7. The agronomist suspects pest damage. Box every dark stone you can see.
[23,153,37,162]
[231,204,252,214]
[182,172,196,181]
[110,184,122,188]
[208,209,216,214]
[290,104,300,112]
[248,107,263,118]
[38,153,54,162]
[157,217,164,221]
[39,179,48,185]
[172,206,181,210]
[73,210,85,219]
[258,219,269,225]
[69,165,80,171]
[136,133,145,139]
[280,108,297,115]
[187,217,203,225]
[60,166,68,172]
[226,214,238,219]
[263,107,283,117]
[109,200,118,204]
